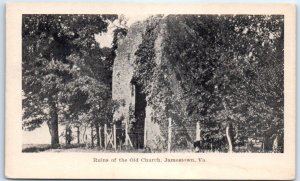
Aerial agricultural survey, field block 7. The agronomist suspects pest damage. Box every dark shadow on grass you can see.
[22,144,86,153]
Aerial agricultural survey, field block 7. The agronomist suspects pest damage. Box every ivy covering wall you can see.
[132,15,284,152]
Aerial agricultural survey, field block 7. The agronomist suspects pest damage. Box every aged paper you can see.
[6,3,295,179]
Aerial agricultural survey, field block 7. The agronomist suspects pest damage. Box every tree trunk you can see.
[95,122,100,148]
[196,121,201,141]
[272,135,278,153]
[226,122,234,153]
[48,100,59,148]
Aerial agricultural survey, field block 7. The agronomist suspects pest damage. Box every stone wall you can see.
[112,21,145,123]
[112,19,164,150]
[112,16,198,151]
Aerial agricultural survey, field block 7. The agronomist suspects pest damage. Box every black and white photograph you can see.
[22,13,284,153]
[5,3,296,180]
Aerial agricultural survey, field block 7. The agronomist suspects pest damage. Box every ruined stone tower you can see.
[112,16,197,151]
[113,20,159,150]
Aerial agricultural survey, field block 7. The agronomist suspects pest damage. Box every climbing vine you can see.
[133,15,284,152]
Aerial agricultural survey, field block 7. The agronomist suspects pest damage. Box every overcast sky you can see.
[95,14,151,48]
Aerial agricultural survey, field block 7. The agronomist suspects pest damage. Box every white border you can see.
[5,3,296,179]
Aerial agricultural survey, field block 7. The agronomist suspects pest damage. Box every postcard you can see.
[5,3,296,179]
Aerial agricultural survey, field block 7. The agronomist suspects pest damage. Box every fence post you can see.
[99,125,102,148]
[124,119,133,148]
[168,117,172,153]
[91,124,94,148]
[113,123,117,150]
[144,118,147,148]
[104,124,107,150]
[125,120,129,145]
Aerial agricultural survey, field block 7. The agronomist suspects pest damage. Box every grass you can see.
[22,144,278,153]
[22,144,86,153]
[22,144,52,152]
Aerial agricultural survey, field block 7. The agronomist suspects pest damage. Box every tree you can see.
[132,15,284,152]
[57,18,127,149]
[22,14,117,147]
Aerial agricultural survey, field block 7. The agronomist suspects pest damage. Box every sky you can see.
[23,122,51,144]
[95,14,151,48]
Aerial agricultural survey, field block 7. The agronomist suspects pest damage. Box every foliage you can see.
[22,14,118,146]
[133,15,284,152]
